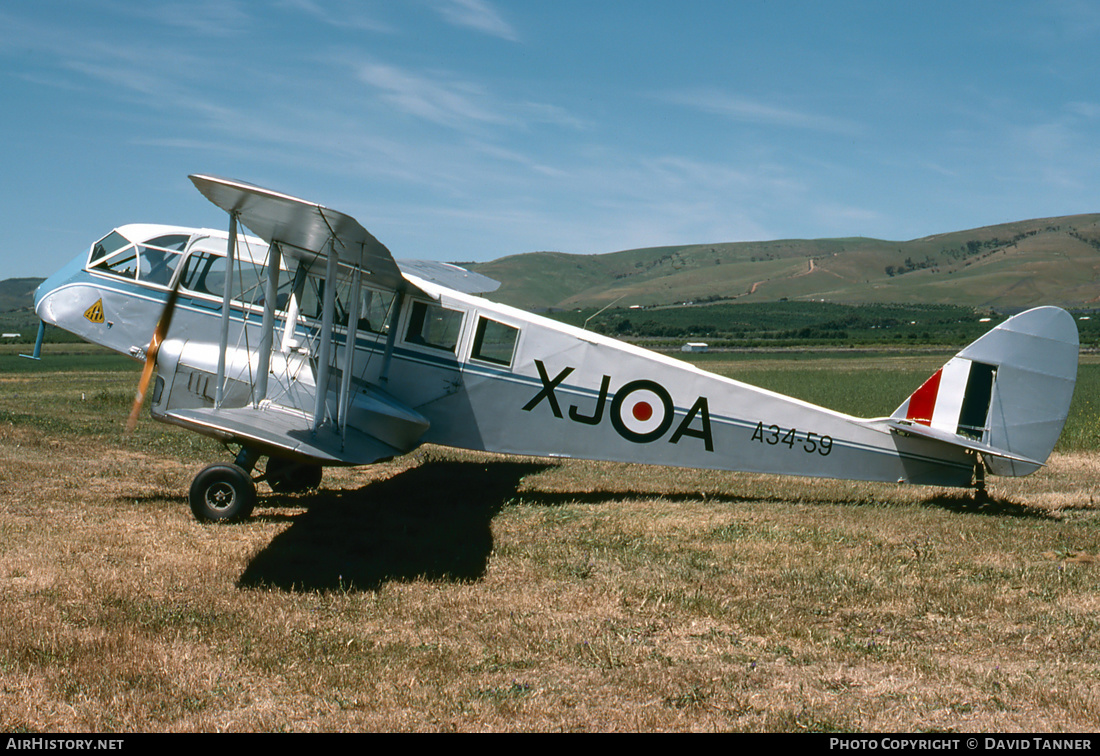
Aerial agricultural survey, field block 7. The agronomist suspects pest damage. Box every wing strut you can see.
[379,288,405,385]
[215,212,238,409]
[280,266,302,354]
[312,240,340,433]
[254,241,282,406]
[337,261,363,443]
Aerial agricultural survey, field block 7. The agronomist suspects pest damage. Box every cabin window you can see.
[298,276,355,323]
[144,234,189,251]
[136,245,185,286]
[285,265,395,338]
[471,316,519,366]
[179,252,266,304]
[298,275,325,321]
[89,231,130,265]
[179,251,226,297]
[405,301,464,353]
[226,258,266,304]
[358,287,395,334]
[91,233,189,287]
[92,245,139,279]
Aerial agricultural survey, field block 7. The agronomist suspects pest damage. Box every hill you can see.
[0,278,43,313]
[7,213,1100,323]
[469,214,1100,310]
[0,278,45,339]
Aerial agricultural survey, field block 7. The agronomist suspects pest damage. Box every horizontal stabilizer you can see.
[887,418,1043,467]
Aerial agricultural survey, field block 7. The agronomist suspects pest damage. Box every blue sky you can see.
[3,0,1099,279]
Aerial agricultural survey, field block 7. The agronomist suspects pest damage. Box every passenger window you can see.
[405,301,464,353]
[471,317,519,366]
[227,259,265,304]
[179,252,225,297]
[298,277,347,323]
[359,288,395,334]
[179,252,270,305]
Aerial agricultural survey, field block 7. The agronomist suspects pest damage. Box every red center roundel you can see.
[611,380,673,442]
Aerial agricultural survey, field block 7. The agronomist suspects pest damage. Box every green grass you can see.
[3,343,1100,731]
[548,301,1100,349]
[0,343,138,372]
[552,301,996,346]
[0,344,221,461]
[677,351,1100,452]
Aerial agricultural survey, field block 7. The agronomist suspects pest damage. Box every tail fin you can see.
[890,307,1078,477]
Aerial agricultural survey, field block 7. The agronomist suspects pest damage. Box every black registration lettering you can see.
[522,360,575,418]
[751,422,833,457]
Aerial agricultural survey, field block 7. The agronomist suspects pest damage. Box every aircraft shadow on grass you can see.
[237,459,550,592]
[920,491,1060,520]
[233,458,1057,593]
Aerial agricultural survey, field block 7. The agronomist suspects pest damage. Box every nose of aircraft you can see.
[34,251,88,325]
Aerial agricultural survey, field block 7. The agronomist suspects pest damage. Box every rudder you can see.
[891,307,1078,476]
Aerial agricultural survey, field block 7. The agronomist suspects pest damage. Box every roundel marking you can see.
[610,379,674,443]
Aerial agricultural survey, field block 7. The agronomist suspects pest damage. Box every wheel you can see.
[265,457,323,493]
[189,463,256,522]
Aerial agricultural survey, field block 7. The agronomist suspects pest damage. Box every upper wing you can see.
[396,259,500,295]
[190,174,411,293]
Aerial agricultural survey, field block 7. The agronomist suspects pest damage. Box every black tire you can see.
[189,463,256,522]
[265,457,323,493]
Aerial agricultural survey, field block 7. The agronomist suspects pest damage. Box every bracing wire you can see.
[217,232,397,427]
[234,232,256,395]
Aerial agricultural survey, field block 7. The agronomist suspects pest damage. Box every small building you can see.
[681,342,708,353]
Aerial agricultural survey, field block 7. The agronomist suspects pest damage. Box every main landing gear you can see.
[971,453,989,504]
[189,463,255,522]
[188,448,324,523]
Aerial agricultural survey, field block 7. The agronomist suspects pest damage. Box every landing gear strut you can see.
[188,447,326,522]
[972,454,988,503]
[265,456,324,493]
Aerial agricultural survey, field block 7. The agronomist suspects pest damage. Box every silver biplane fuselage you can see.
[34,176,1080,521]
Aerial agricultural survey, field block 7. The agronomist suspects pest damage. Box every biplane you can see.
[33,176,1079,522]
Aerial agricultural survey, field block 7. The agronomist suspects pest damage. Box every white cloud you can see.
[1067,101,1100,120]
[139,0,252,37]
[662,89,865,136]
[354,62,510,129]
[432,0,518,42]
[348,58,584,135]
[277,0,394,33]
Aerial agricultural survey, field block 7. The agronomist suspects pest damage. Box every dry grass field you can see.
[2,346,1099,732]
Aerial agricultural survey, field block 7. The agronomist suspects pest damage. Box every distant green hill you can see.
[470,214,1100,310]
[0,278,43,313]
[0,278,45,340]
[7,213,1100,326]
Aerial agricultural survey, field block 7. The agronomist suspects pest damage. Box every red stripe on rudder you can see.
[906,368,943,426]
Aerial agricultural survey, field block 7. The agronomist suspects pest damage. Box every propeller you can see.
[126,278,182,432]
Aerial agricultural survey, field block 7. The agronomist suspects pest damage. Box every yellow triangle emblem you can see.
[84,299,104,324]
